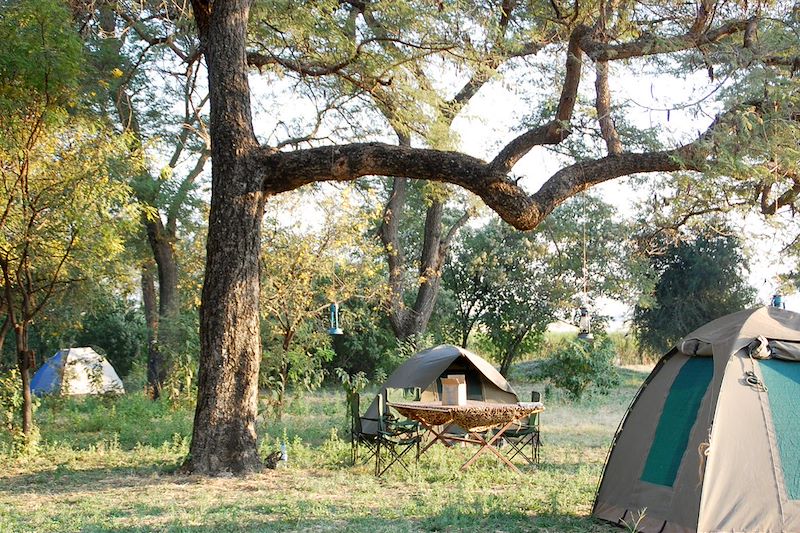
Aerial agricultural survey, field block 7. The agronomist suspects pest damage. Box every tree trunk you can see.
[461,316,480,349]
[145,217,180,317]
[186,177,264,474]
[408,199,447,334]
[0,315,10,356]
[143,216,179,399]
[499,332,527,376]
[141,264,164,399]
[379,167,469,342]
[15,327,33,438]
[379,177,411,338]
[184,0,265,475]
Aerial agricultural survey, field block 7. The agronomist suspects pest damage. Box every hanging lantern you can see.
[328,302,343,335]
[576,305,593,341]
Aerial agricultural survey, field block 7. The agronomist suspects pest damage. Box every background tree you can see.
[0,0,134,442]
[444,194,642,373]
[71,1,209,398]
[633,230,756,356]
[478,222,559,376]
[183,0,800,474]
[259,191,384,418]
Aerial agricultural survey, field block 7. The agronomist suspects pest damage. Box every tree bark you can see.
[17,342,33,437]
[379,177,410,338]
[143,215,179,398]
[144,217,180,317]
[379,179,469,341]
[184,0,265,475]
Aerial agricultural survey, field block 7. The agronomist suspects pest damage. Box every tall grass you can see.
[0,364,651,532]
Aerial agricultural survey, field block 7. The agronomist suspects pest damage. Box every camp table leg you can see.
[460,419,522,474]
[418,421,458,455]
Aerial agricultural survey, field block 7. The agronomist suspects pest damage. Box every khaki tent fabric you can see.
[361,344,518,435]
[593,307,800,533]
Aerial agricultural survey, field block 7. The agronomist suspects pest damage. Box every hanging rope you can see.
[582,192,588,298]
[697,427,712,487]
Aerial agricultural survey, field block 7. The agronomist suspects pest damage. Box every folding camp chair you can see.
[350,392,378,466]
[384,387,422,433]
[503,390,542,465]
[375,392,421,476]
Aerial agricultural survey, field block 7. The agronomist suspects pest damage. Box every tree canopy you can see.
[634,231,756,355]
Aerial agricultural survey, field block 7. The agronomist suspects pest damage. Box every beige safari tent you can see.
[361,344,518,435]
[593,306,800,533]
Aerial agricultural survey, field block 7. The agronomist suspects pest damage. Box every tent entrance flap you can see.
[759,358,800,499]
[641,357,713,487]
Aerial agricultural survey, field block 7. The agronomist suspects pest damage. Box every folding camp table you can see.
[388,400,544,474]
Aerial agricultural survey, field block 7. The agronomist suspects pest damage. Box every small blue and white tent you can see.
[31,347,125,396]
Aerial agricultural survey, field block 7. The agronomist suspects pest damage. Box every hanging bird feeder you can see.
[576,305,594,341]
[328,302,343,335]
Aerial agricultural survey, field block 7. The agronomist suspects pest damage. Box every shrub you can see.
[0,367,23,433]
[536,336,620,400]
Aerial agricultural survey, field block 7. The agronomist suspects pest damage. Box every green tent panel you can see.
[759,359,800,500]
[641,357,713,487]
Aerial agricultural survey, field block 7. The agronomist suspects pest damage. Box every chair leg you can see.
[375,440,381,476]
[506,434,536,466]
[377,440,417,477]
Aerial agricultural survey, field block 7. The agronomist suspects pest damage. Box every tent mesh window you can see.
[640,357,714,487]
[759,359,800,500]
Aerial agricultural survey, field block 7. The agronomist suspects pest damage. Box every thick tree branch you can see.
[595,60,622,154]
[758,171,800,215]
[258,134,707,231]
[489,27,585,173]
[764,55,800,75]
[579,18,755,61]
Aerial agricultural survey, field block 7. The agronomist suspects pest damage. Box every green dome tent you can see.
[594,306,800,532]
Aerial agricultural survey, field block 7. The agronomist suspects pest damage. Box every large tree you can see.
[634,231,756,355]
[183,0,800,474]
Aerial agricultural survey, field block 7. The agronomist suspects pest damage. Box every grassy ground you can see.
[0,368,649,532]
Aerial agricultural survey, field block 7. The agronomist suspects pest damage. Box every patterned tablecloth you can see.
[389,400,544,433]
